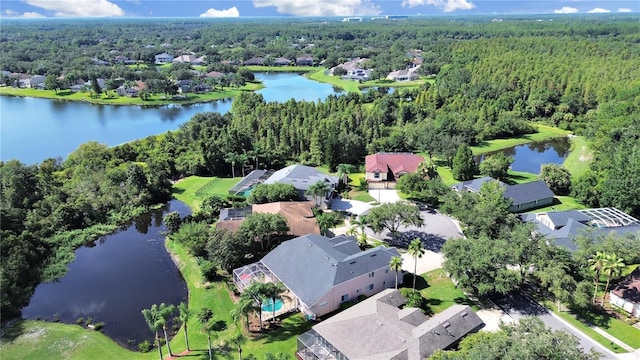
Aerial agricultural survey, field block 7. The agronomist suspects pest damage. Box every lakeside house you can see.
[297,288,484,360]
[609,266,640,318]
[154,53,174,64]
[387,65,421,82]
[365,153,425,189]
[233,234,401,319]
[296,55,314,66]
[217,201,320,237]
[452,177,554,212]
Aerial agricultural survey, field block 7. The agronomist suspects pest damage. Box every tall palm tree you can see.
[230,297,257,332]
[261,281,286,324]
[198,308,214,360]
[407,238,425,293]
[178,302,191,352]
[230,332,246,360]
[241,281,265,330]
[601,253,625,305]
[306,180,331,208]
[588,251,607,303]
[316,212,336,237]
[141,304,164,360]
[158,303,176,356]
[389,256,403,289]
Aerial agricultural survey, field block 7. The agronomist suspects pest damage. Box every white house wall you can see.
[610,292,640,318]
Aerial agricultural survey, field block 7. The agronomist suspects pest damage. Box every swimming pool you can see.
[261,298,284,313]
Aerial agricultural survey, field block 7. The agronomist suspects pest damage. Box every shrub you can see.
[138,340,152,353]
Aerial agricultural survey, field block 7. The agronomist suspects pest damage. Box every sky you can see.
[0,0,637,18]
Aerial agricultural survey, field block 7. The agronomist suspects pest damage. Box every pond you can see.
[475,137,571,174]
[21,200,190,349]
[0,72,342,165]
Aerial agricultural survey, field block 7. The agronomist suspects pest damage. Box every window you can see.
[374,171,380,179]
[369,271,375,277]
[368,284,374,291]
[341,294,349,302]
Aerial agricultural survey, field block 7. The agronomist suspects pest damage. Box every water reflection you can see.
[476,137,570,174]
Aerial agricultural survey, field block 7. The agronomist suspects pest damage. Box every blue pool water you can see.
[261,298,284,313]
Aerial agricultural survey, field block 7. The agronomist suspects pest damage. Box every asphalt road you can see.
[492,292,617,360]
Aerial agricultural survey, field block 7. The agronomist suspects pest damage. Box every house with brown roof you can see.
[610,266,640,318]
[365,153,425,189]
[243,57,265,66]
[297,288,484,360]
[217,201,320,237]
[296,55,314,66]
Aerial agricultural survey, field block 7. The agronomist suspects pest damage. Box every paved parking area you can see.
[368,189,402,204]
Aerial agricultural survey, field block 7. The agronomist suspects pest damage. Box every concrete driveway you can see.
[330,198,373,216]
[368,189,402,204]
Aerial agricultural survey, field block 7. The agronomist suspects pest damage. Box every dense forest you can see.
[1,15,640,320]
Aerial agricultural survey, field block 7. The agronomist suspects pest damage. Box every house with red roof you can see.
[365,153,425,189]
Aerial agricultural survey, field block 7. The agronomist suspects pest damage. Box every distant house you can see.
[342,68,371,81]
[116,85,138,97]
[452,177,554,212]
[205,71,225,79]
[273,57,291,66]
[296,54,314,66]
[176,79,192,93]
[155,53,174,64]
[610,266,640,318]
[387,66,420,82]
[20,75,46,89]
[365,153,425,189]
[243,57,265,66]
[173,54,206,65]
[297,288,484,360]
[329,58,368,75]
[521,207,640,251]
[92,58,110,66]
[113,55,134,64]
[233,234,401,318]
[217,201,320,237]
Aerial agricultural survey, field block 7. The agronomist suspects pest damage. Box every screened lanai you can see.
[232,261,279,292]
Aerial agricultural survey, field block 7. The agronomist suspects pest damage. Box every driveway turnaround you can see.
[368,189,402,204]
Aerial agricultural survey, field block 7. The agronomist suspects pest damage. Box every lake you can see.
[475,137,571,174]
[22,200,191,349]
[0,72,341,165]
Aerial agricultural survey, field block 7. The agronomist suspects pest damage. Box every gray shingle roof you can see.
[306,289,484,360]
[504,180,554,206]
[261,234,399,306]
[263,164,338,192]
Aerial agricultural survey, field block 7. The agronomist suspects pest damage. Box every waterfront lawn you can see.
[563,135,592,179]
[172,176,239,210]
[418,269,480,314]
[306,68,429,93]
[505,170,539,184]
[471,124,571,155]
[527,195,586,213]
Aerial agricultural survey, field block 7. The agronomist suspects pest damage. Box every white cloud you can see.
[24,0,124,17]
[588,7,610,13]
[617,8,633,12]
[401,0,475,12]
[200,6,240,17]
[253,0,382,16]
[554,6,579,14]
[2,9,45,17]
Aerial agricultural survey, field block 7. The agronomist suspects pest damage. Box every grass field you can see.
[0,82,262,106]
[172,176,240,210]
[418,269,480,314]
[527,195,586,213]
[563,136,592,179]
[471,125,571,155]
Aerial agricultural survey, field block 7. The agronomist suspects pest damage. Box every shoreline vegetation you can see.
[0,67,432,106]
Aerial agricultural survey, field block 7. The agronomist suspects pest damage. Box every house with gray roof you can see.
[233,234,401,318]
[263,164,339,207]
[452,177,553,212]
[521,207,640,251]
[297,288,484,360]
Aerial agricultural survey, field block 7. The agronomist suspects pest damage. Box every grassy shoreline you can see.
[471,124,571,155]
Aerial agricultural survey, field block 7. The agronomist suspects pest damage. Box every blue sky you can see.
[0,0,637,18]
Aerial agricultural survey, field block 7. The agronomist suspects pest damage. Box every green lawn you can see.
[471,124,571,155]
[563,135,592,179]
[527,195,586,213]
[505,170,539,184]
[417,269,480,314]
[0,82,262,106]
[436,166,457,186]
[172,176,240,210]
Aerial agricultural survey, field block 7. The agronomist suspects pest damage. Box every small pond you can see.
[475,137,571,174]
[255,72,343,102]
[22,200,190,349]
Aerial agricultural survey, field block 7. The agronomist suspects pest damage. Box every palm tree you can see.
[588,251,607,304]
[178,302,191,352]
[158,303,176,356]
[390,256,403,289]
[141,304,164,360]
[316,212,336,237]
[407,238,425,293]
[230,297,257,332]
[230,332,246,360]
[306,180,331,208]
[261,281,286,324]
[601,253,625,305]
[198,308,214,360]
[241,281,265,330]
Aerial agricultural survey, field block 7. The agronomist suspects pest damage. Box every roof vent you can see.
[350,261,356,264]
[443,322,450,328]
[461,312,468,317]
[370,254,377,257]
